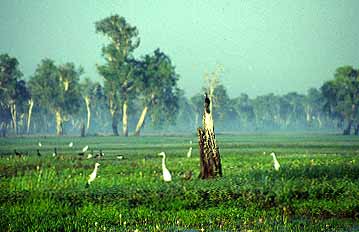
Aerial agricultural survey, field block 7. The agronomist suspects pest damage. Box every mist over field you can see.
[1,1,359,136]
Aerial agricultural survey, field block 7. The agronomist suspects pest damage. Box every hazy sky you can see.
[1,0,358,97]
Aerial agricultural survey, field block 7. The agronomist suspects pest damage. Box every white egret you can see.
[186,140,193,158]
[158,152,172,182]
[117,155,124,160]
[187,147,193,158]
[270,152,280,171]
[38,142,42,147]
[86,162,100,187]
[69,142,73,148]
[82,145,89,153]
[87,154,92,159]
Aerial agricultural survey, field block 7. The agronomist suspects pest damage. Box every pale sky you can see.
[1,0,358,97]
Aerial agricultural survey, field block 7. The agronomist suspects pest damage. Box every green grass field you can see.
[1,134,359,231]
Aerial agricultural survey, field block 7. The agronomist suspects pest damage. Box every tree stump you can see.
[197,93,222,179]
[80,122,85,137]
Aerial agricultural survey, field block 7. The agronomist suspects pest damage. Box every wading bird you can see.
[95,149,105,158]
[270,152,280,171]
[78,146,89,156]
[86,162,100,187]
[187,147,192,158]
[52,148,57,157]
[38,142,42,147]
[82,145,89,153]
[158,152,172,182]
[69,142,73,148]
[14,150,22,157]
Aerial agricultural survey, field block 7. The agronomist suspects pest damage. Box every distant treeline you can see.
[1,15,358,136]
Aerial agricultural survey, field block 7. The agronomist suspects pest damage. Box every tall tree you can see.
[96,15,140,136]
[134,49,180,136]
[0,54,23,135]
[80,78,102,132]
[29,59,82,135]
[321,66,359,135]
[233,93,255,130]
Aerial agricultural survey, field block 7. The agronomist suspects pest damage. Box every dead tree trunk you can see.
[197,93,222,179]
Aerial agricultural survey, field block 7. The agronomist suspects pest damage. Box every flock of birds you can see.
[13,140,282,187]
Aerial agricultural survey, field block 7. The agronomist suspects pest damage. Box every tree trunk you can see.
[80,121,85,137]
[197,94,222,179]
[10,103,17,134]
[195,113,199,128]
[354,124,359,135]
[0,122,7,137]
[84,96,91,130]
[343,120,353,135]
[111,110,119,136]
[27,99,34,134]
[317,114,322,128]
[134,106,148,136]
[55,110,63,136]
[122,101,128,137]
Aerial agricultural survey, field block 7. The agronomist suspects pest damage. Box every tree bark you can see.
[55,110,63,136]
[10,103,17,134]
[343,120,352,135]
[122,101,128,137]
[27,99,34,134]
[354,124,359,135]
[80,121,85,137]
[0,122,7,137]
[110,110,119,136]
[134,106,148,136]
[84,96,91,130]
[197,94,222,179]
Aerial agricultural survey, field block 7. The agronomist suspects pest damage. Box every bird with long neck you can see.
[86,162,100,187]
[158,152,172,182]
[270,152,280,171]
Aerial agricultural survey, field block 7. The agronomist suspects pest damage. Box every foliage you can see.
[321,66,359,134]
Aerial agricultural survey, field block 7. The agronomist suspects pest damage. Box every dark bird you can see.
[204,93,210,113]
[37,149,41,157]
[14,149,22,157]
[95,149,105,158]
[78,151,85,156]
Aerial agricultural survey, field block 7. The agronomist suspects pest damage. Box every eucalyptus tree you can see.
[80,78,102,132]
[0,54,25,135]
[321,66,359,135]
[96,15,140,136]
[14,80,31,134]
[283,92,306,128]
[175,92,196,131]
[252,93,280,129]
[305,88,326,128]
[29,59,82,135]
[233,93,255,130]
[211,84,237,128]
[190,93,204,128]
[134,49,180,136]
